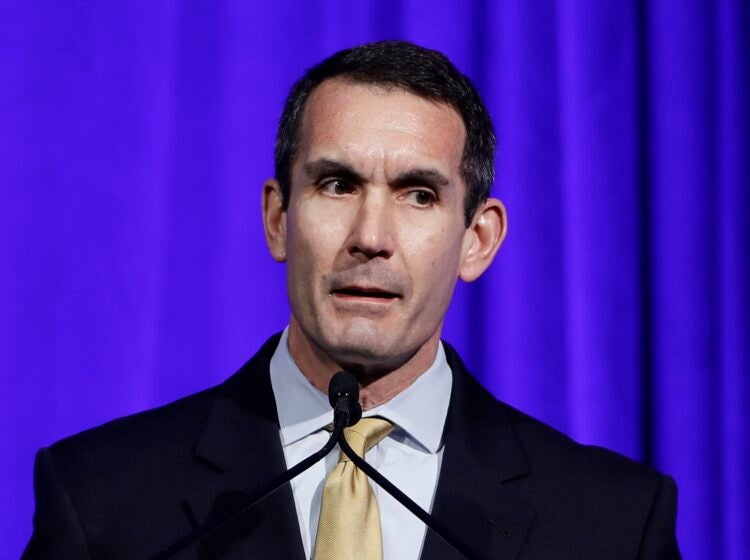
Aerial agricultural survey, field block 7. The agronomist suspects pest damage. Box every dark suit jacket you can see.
[23,334,680,559]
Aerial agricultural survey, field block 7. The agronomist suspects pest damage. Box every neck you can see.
[287,318,440,410]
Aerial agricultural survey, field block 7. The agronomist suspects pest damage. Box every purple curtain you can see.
[2,1,748,558]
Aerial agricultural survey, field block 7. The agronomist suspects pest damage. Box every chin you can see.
[324,321,403,366]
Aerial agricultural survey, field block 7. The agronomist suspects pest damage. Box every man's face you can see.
[279,79,475,370]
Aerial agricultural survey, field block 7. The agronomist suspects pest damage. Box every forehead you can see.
[295,79,466,175]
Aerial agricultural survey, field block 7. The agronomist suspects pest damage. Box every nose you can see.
[346,190,395,260]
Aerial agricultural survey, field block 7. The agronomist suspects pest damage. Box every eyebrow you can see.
[392,168,451,190]
[303,158,365,185]
[303,157,452,190]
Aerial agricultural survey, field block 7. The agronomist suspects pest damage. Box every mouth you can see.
[331,286,401,302]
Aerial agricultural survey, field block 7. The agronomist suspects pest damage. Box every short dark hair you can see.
[274,40,495,227]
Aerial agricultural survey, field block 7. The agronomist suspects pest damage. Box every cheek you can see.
[400,223,464,290]
[287,203,351,271]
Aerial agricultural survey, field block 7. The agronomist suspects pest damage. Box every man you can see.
[23,41,680,559]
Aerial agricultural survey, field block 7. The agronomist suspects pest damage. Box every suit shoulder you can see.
[510,402,658,472]
[443,343,667,491]
[47,385,219,482]
[493,398,669,511]
[494,400,679,555]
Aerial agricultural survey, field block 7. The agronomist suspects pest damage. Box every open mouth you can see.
[332,287,400,300]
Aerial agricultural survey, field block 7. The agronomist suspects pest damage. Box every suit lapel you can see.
[182,335,306,560]
[421,344,537,560]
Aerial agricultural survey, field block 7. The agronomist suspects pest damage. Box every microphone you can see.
[328,370,363,427]
[148,371,356,560]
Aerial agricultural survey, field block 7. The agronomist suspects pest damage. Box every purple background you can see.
[2,1,748,558]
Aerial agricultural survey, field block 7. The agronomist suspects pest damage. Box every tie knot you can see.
[341,417,393,460]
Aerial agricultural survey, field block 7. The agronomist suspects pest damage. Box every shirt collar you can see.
[269,327,452,454]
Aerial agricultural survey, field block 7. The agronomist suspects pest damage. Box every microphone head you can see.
[328,371,362,426]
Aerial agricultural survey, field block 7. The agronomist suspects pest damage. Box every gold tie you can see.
[313,417,394,560]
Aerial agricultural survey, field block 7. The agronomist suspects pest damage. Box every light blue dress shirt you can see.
[269,327,453,559]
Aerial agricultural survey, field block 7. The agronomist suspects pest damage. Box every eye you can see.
[405,189,437,207]
[321,178,355,196]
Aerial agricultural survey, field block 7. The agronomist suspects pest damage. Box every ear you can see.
[458,197,507,282]
[262,179,287,262]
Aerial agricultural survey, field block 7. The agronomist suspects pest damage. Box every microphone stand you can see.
[149,368,484,560]
[338,433,485,560]
[149,419,346,560]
